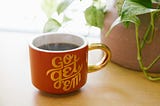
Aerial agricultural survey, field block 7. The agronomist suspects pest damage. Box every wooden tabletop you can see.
[0,32,160,106]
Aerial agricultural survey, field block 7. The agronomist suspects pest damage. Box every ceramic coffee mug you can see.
[29,33,111,94]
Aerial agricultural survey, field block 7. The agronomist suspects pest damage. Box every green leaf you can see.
[120,0,160,27]
[96,9,105,29]
[105,17,121,37]
[43,18,61,32]
[84,6,105,29]
[121,15,140,26]
[152,0,160,3]
[57,0,73,15]
[116,0,125,15]
[128,0,152,8]
[85,6,97,27]
[106,15,140,37]
[121,0,159,18]
[41,0,57,17]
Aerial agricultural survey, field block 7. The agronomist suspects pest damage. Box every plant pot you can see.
[101,2,160,72]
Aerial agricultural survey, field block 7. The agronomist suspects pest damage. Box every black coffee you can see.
[38,43,79,51]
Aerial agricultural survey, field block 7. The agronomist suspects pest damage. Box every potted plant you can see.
[101,0,160,81]
[41,0,160,81]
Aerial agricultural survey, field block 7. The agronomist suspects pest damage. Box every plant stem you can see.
[135,24,160,81]
[135,25,143,70]
[140,24,151,49]
[140,12,156,49]
[145,55,160,70]
[146,12,155,44]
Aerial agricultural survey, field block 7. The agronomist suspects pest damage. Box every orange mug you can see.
[29,33,111,94]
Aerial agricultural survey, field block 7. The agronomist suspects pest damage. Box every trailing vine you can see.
[107,0,160,81]
[135,11,160,81]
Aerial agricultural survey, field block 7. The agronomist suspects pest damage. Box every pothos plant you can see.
[107,0,160,81]
[42,0,160,81]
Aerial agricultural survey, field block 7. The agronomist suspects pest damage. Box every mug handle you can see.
[88,43,111,73]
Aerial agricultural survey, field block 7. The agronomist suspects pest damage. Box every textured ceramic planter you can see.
[101,2,160,72]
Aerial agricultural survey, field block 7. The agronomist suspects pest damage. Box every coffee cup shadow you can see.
[34,89,82,106]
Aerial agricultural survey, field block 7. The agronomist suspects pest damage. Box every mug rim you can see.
[29,32,88,53]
